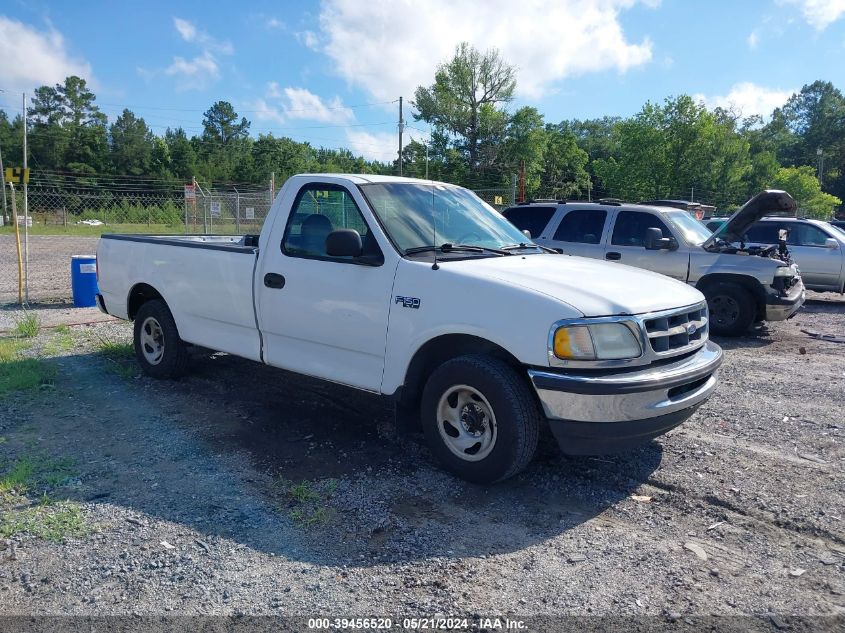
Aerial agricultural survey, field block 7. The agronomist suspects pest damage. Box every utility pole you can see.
[690,187,694,202]
[22,92,29,303]
[398,97,404,177]
[511,174,517,206]
[817,148,824,185]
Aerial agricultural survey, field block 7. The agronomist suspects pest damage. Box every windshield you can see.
[665,210,713,245]
[360,182,533,253]
[827,223,845,242]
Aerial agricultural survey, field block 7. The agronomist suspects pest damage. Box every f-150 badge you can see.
[395,296,421,309]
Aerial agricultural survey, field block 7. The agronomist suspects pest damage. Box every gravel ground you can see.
[0,295,843,627]
[0,235,99,304]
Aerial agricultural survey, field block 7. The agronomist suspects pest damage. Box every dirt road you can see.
[0,295,843,626]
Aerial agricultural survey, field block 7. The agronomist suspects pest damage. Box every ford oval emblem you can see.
[686,322,697,335]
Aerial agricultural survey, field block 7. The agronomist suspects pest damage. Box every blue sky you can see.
[1,0,844,162]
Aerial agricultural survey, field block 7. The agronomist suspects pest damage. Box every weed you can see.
[278,478,336,529]
[0,500,88,542]
[95,337,137,378]
[43,328,75,355]
[12,312,40,338]
[0,455,78,496]
[0,343,57,395]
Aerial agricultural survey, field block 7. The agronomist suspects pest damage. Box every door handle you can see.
[263,272,285,289]
[606,252,621,261]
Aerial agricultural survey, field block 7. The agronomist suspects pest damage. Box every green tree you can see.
[770,166,841,219]
[110,109,154,176]
[414,42,516,171]
[28,76,107,173]
[202,101,250,146]
[541,125,590,199]
[500,107,547,194]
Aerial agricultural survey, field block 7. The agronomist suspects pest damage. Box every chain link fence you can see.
[2,179,517,305]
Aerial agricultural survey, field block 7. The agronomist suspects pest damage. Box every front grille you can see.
[643,304,708,355]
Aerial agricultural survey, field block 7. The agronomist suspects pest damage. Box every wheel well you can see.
[127,283,164,320]
[696,274,766,317]
[398,334,522,406]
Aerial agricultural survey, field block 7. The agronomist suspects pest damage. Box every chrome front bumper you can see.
[528,341,723,424]
[528,341,722,455]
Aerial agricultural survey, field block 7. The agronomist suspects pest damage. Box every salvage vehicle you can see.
[504,191,805,336]
[743,217,845,294]
[96,174,723,483]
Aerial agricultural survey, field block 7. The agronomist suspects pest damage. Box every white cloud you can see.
[171,17,233,54]
[747,28,760,48]
[315,0,656,102]
[164,51,219,91]
[779,0,845,29]
[0,16,93,95]
[282,87,353,123]
[344,129,397,162]
[267,17,286,30]
[173,17,197,42]
[296,30,319,49]
[695,82,795,118]
[252,98,286,124]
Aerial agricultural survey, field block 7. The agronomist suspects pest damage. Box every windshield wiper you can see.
[501,242,560,254]
[404,243,510,256]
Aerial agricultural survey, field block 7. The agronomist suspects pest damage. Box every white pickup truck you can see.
[96,174,723,483]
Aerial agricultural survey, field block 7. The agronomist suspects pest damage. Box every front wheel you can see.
[420,355,540,483]
[703,282,756,336]
[133,300,190,379]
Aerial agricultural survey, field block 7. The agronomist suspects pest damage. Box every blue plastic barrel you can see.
[71,255,99,308]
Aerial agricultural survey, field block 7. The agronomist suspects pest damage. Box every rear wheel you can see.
[133,300,190,378]
[420,355,540,483]
[703,282,756,336]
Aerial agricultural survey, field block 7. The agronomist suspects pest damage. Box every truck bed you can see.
[101,233,260,253]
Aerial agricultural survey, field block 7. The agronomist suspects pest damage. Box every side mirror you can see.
[824,238,839,250]
[644,227,674,250]
[522,229,532,239]
[326,229,363,257]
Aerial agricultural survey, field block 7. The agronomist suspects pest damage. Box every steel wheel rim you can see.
[140,316,165,365]
[709,295,739,327]
[436,384,497,462]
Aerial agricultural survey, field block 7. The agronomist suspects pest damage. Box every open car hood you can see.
[703,190,797,250]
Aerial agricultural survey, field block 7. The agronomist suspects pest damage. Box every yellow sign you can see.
[494,195,503,205]
[4,167,30,184]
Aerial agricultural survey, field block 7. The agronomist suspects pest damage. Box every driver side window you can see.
[282,184,381,262]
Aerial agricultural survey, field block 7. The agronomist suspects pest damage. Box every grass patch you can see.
[11,312,40,338]
[0,339,57,395]
[276,478,338,528]
[0,500,88,542]
[0,455,78,497]
[42,327,75,356]
[95,337,137,378]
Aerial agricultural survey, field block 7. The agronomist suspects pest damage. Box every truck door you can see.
[256,181,398,392]
[543,207,610,259]
[604,210,690,281]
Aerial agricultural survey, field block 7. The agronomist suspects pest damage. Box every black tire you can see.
[703,282,756,336]
[133,300,190,379]
[420,355,540,484]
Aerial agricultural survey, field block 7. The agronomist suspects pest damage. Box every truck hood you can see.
[444,254,704,317]
[703,190,797,250]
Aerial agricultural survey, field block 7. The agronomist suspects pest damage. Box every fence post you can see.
[235,189,241,235]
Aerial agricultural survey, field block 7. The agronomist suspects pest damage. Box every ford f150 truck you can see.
[504,191,806,336]
[96,174,723,483]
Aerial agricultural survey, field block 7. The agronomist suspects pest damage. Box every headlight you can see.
[553,322,642,361]
[773,265,797,277]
